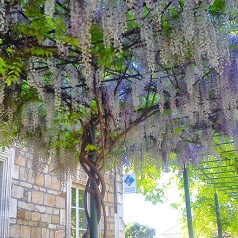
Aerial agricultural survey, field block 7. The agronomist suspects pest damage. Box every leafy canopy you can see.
[0,0,237,178]
[125,222,156,238]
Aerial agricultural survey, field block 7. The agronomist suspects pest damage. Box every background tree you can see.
[185,139,238,237]
[137,139,238,237]
[125,222,156,238]
[0,0,238,236]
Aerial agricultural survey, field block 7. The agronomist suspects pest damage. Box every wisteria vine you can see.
[0,0,237,234]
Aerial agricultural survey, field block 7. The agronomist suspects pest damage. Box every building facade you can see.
[0,147,124,238]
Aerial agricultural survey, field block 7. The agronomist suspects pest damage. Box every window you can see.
[0,148,15,238]
[0,161,3,199]
[71,187,87,238]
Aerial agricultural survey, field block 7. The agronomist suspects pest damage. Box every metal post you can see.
[114,169,119,238]
[183,166,194,238]
[89,123,98,238]
[214,192,222,238]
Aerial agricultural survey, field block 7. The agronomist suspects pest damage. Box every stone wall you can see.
[100,171,124,238]
[7,147,124,238]
[9,148,66,238]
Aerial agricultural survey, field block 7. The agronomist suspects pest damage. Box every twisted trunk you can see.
[80,157,107,238]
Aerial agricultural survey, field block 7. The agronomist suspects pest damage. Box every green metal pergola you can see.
[198,157,238,198]
[183,147,238,238]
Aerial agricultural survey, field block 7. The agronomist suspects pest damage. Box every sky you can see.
[123,177,185,237]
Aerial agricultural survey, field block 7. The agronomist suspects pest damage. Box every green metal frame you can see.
[194,148,238,237]
[183,166,194,238]
[196,157,238,198]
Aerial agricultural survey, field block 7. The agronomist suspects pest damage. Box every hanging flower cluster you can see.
[0,0,237,179]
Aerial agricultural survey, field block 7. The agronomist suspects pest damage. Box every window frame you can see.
[0,147,15,238]
[66,181,88,238]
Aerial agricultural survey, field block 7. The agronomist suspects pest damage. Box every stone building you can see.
[0,146,124,238]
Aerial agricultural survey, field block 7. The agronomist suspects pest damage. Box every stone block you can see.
[45,174,52,188]
[32,212,41,222]
[33,185,47,192]
[27,170,34,184]
[40,222,49,228]
[43,166,49,173]
[35,173,44,187]
[16,156,26,167]
[107,192,114,203]
[53,208,59,215]
[27,159,32,169]
[109,223,115,231]
[117,193,123,204]
[17,210,25,220]
[12,179,20,186]
[104,173,110,180]
[52,215,60,224]
[42,228,50,237]
[19,167,28,181]
[35,205,46,213]
[50,230,55,238]
[21,226,31,238]
[18,220,28,225]
[32,185,38,190]
[49,224,57,229]
[41,213,51,223]
[25,211,31,220]
[47,189,58,195]
[32,227,41,237]
[52,177,60,190]
[23,190,28,202]
[29,221,39,226]
[9,224,20,238]
[56,225,65,230]
[44,194,56,207]
[46,206,53,214]
[59,209,66,226]
[39,186,47,192]
[32,191,44,204]
[59,192,66,198]
[11,184,24,199]
[55,196,65,209]
[19,181,32,189]
[107,184,114,193]
[106,230,113,238]
[110,207,115,217]
[117,204,124,217]
[55,230,65,238]
[105,206,109,216]
[116,181,122,189]
[27,191,32,202]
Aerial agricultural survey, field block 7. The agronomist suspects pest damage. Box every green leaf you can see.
[174,127,183,135]
[31,47,53,57]
[0,58,7,76]
[209,0,226,13]
[90,100,97,114]
[85,144,98,152]
[6,78,12,86]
